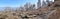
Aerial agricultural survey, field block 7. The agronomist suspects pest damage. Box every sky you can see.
[0,0,54,11]
[0,0,38,7]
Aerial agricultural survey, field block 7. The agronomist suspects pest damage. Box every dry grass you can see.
[0,1,60,19]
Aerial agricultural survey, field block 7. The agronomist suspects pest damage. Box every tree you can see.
[24,2,36,11]
[24,2,32,11]
[28,4,35,10]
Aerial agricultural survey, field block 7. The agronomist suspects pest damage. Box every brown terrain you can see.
[0,0,60,19]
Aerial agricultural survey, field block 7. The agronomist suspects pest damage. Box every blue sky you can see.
[0,0,37,7]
